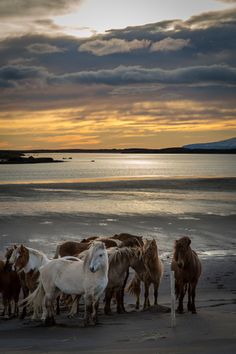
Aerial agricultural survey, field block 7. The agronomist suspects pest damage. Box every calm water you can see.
[0,153,236,254]
[0,153,236,183]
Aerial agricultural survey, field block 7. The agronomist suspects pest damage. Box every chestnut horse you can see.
[171,236,202,314]
[54,237,122,258]
[128,239,163,309]
[0,260,21,318]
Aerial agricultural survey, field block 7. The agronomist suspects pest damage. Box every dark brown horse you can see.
[0,259,21,318]
[171,236,202,314]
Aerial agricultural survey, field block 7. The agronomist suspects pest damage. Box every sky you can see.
[0,0,236,150]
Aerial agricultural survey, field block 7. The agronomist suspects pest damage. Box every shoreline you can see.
[0,176,236,187]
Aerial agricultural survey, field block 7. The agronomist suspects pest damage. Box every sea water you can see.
[0,153,235,255]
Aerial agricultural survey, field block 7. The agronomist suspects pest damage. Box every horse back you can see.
[58,241,89,257]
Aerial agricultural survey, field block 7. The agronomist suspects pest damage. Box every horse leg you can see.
[177,284,185,314]
[2,296,9,319]
[19,273,29,319]
[134,278,141,310]
[104,288,113,315]
[68,295,80,318]
[187,283,192,312]
[143,282,150,309]
[121,270,129,312]
[154,282,159,306]
[191,282,197,314]
[43,294,55,326]
[56,295,60,315]
[91,298,99,325]
[116,289,125,314]
[84,295,93,326]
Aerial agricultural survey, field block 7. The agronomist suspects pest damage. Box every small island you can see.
[0,152,63,164]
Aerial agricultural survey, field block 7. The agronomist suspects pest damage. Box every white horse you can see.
[24,241,109,326]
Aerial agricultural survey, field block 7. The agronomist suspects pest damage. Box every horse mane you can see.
[108,247,137,266]
[26,247,46,257]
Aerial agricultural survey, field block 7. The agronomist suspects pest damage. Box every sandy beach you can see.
[0,255,235,354]
[0,176,236,353]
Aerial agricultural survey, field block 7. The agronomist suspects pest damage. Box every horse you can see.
[54,238,120,258]
[171,236,202,314]
[9,244,50,275]
[0,260,21,318]
[128,239,163,309]
[103,246,146,315]
[8,245,51,317]
[111,233,144,248]
[23,241,109,326]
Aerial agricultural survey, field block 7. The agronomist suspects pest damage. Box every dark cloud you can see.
[51,64,236,86]
[1,63,235,88]
[0,0,83,18]
[0,65,48,87]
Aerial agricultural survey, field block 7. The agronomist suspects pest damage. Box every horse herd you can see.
[0,233,201,326]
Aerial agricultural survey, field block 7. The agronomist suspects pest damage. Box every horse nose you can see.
[90,266,95,273]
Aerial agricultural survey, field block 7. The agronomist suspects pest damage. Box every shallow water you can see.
[1,153,236,183]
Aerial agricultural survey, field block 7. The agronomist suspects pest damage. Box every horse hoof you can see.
[177,308,184,314]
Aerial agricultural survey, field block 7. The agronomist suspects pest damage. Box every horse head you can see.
[87,241,108,273]
[9,244,29,272]
[174,236,191,269]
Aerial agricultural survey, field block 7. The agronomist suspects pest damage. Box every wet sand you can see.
[0,178,236,353]
[0,256,236,354]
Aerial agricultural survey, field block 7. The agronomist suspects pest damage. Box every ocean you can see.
[0,153,236,257]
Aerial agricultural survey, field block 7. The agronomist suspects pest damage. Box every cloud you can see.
[186,7,236,28]
[27,43,66,54]
[216,0,236,3]
[52,64,236,86]
[78,38,150,56]
[0,65,48,87]
[1,64,236,88]
[150,37,190,52]
[0,0,83,18]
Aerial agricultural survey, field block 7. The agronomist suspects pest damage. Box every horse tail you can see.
[127,273,140,296]
[54,244,60,259]
[20,280,45,314]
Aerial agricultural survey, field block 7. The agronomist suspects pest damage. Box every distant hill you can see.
[184,137,236,150]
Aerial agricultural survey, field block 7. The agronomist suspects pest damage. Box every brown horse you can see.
[111,233,144,248]
[54,238,121,258]
[128,239,163,309]
[104,246,145,315]
[0,259,21,318]
[171,236,202,314]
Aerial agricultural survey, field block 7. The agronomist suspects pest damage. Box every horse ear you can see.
[186,237,191,246]
[13,244,17,249]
